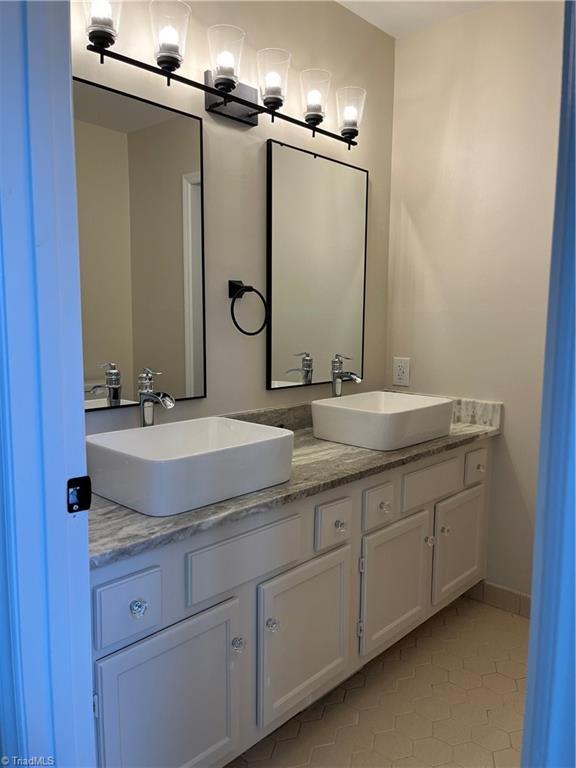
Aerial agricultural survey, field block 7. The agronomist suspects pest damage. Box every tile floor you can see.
[228,597,529,768]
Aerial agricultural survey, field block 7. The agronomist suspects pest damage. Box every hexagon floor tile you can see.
[227,599,528,768]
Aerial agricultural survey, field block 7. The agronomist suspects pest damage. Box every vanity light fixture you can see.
[88,42,358,146]
[207,25,246,92]
[336,86,366,141]
[149,0,191,73]
[84,0,121,48]
[300,69,331,128]
[257,49,291,110]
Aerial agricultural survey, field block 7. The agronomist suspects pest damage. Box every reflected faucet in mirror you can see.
[286,352,314,385]
[85,361,122,407]
[138,368,176,427]
[331,354,362,397]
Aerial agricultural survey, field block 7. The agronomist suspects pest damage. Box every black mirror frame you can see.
[265,139,369,391]
[73,77,207,410]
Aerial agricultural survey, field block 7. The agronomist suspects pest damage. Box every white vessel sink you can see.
[87,417,294,516]
[312,391,453,451]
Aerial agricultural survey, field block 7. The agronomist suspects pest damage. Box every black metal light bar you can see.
[86,45,358,148]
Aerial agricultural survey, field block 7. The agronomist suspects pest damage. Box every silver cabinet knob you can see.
[265,617,281,633]
[440,525,452,536]
[231,636,245,652]
[424,535,436,547]
[334,519,347,533]
[476,464,486,473]
[129,598,148,619]
[379,500,392,513]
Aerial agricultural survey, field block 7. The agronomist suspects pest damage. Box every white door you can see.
[258,546,351,727]
[96,598,241,768]
[432,485,485,606]
[0,2,95,762]
[360,510,433,656]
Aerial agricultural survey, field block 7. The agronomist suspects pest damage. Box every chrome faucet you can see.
[286,352,314,385]
[331,354,362,397]
[138,368,175,427]
[86,362,122,406]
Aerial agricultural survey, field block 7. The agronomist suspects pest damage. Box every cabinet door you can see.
[258,546,351,727]
[96,598,240,768]
[433,485,485,606]
[360,509,433,656]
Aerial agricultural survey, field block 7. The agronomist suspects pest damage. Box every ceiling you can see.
[338,0,487,39]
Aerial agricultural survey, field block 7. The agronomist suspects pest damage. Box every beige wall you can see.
[128,116,202,397]
[71,1,395,432]
[75,120,135,394]
[387,2,563,595]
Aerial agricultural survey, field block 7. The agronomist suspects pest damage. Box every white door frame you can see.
[0,2,95,765]
[182,172,203,396]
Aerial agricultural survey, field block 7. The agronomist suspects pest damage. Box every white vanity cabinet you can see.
[94,598,241,768]
[258,545,351,727]
[359,510,433,656]
[432,485,486,606]
[91,438,492,768]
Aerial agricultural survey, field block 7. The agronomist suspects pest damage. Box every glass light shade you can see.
[257,49,291,110]
[300,69,331,127]
[84,0,122,48]
[149,0,191,72]
[207,25,246,93]
[336,86,366,140]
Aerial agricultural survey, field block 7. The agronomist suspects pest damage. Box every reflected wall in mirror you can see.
[73,79,205,410]
[267,140,368,389]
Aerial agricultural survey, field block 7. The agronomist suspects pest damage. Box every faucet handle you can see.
[294,352,313,370]
[332,353,351,373]
[138,367,163,393]
[97,362,120,387]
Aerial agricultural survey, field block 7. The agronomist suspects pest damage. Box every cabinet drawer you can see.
[402,457,461,512]
[315,497,352,551]
[465,448,488,486]
[94,567,162,650]
[186,515,301,606]
[362,481,397,532]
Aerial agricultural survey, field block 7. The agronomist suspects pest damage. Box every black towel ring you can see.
[228,280,268,337]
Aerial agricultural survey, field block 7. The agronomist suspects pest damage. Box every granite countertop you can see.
[89,422,499,569]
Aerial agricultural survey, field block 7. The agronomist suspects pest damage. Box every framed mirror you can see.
[73,78,206,410]
[266,140,368,390]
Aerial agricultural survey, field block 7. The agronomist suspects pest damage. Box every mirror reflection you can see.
[73,79,205,410]
[267,141,368,389]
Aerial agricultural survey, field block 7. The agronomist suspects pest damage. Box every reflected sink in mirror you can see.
[312,391,454,451]
[84,398,138,410]
[271,380,303,388]
[87,418,294,517]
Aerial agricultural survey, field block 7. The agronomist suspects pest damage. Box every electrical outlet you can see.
[393,357,411,386]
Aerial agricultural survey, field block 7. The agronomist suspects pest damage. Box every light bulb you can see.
[265,71,282,89]
[343,105,358,123]
[217,50,235,70]
[307,89,322,108]
[90,0,112,23]
[159,24,179,47]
